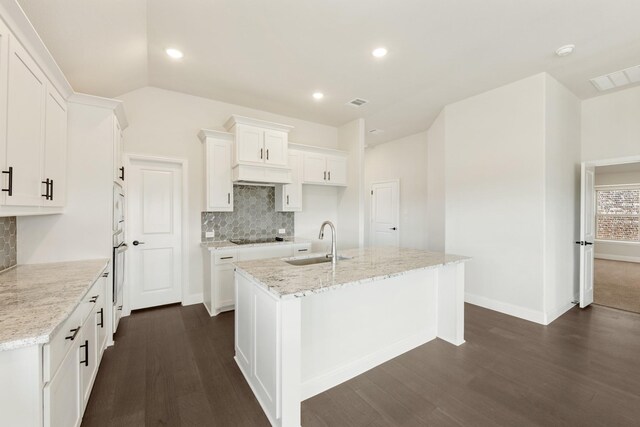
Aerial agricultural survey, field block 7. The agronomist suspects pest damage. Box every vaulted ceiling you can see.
[17,0,640,144]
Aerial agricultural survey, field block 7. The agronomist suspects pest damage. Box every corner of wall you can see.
[337,119,366,249]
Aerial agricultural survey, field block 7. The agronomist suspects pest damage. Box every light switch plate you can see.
[278,228,286,234]
[205,231,215,238]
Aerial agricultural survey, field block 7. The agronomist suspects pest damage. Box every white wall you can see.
[444,73,547,320]
[426,111,445,252]
[543,74,581,323]
[337,119,365,250]
[581,85,640,162]
[594,169,640,263]
[364,131,428,250]
[117,86,340,301]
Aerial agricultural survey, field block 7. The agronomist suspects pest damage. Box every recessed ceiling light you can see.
[555,44,575,57]
[312,92,324,100]
[165,48,184,59]
[372,47,388,58]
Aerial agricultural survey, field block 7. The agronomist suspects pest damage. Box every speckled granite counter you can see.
[234,246,469,299]
[201,237,312,250]
[0,259,109,351]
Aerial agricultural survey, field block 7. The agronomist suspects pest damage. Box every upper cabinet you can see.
[0,26,69,213]
[275,150,302,212]
[224,115,292,184]
[302,150,348,186]
[199,129,234,212]
[114,119,124,183]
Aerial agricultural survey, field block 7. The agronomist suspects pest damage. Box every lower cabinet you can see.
[203,242,311,316]
[235,272,280,418]
[43,272,108,427]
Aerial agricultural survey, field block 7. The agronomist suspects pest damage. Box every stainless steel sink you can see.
[285,255,350,266]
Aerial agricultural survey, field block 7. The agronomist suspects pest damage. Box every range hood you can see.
[232,164,292,185]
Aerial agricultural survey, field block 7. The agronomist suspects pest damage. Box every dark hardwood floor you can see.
[82,303,640,427]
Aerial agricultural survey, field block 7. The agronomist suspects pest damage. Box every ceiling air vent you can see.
[368,129,384,135]
[590,65,640,92]
[347,98,368,107]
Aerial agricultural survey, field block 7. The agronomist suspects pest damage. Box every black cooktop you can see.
[230,237,286,245]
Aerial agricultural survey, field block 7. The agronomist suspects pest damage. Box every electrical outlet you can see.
[205,231,215,238]
[278,228,286,234]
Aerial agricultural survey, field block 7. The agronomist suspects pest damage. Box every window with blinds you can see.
[596,186,640,242]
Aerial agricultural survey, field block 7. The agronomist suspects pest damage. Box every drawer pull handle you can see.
[298,249,308,252]
[98,308,104,327]
[90,295,99,303]
[102,272,109,277]
[65,327,80,341]
[220,256,234,260]
[119,166,125,181]
[80,340,89,366]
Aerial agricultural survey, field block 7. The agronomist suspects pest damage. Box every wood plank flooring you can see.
[82,303,640,427]
[595,259,640,314]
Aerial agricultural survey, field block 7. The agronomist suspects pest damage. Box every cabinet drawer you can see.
[215,250,237,265]
[43,308,82,383]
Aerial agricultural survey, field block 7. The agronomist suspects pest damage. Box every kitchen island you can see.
[233,246,469,427]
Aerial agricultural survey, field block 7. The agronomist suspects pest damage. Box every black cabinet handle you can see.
[90,295,99,303]
[2,167,13,196]
[575,241,594,246]
[297,248,308,252]
[266,149,269,160]
[119,166,125,181]
[65,326,80,341]
[286,195,289,205]
[220,256,234,260]
[41,178,51,199]
[323,171,327,181]
[132,240,145,246]
[328,171,331,181]
[118,305,123,311]
[260,148,263,159]
[98,308,104,328]
[228,192,231,204]
[50,179,54,200]
[102,272,109,278]
[80,340,89,366]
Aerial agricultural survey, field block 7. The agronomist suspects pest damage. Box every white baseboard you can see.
[595,254,640,263]
[543,301,576,325]
[465,292,546,324]
[182,293,203,306]
[300,329,436,401]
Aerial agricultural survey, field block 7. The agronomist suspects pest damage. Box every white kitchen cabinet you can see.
[275,150,302,212]
[43,338,81,427]
[0,28,69,212]
[224,115,293,184]
[199,129,234,212]
[42,85,68,207]
[114,119,124,183]
[3,34,46,207]
[302,150,348,187]
[203,241,311,316]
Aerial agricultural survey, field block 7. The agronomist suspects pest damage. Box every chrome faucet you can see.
[318,221,337,266]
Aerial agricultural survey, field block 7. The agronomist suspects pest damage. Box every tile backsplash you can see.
[0,217,17,271]
[202,185,294,241]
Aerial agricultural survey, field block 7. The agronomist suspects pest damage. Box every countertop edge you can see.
[0,259,110,352]
[234,257,469,300]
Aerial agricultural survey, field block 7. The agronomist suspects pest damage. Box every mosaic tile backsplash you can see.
[202,185,294,241]
[0,217,17,271]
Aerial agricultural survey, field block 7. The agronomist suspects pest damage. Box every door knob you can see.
[133,240,145,246]
[390,227,397,230]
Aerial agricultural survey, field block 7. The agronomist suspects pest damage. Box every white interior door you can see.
[128,158,183,310]
[579,163,595,308]
[370,181,400,247]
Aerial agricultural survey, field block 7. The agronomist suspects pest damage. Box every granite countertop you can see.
[0,259,110,351]
[234,246,469,300]
[201,237,312,250]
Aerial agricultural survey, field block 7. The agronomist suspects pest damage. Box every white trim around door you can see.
[123,154,190,315]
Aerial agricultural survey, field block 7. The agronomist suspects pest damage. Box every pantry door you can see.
[578,163,595,308]
[128,156,185,310]
[370,180,400,247]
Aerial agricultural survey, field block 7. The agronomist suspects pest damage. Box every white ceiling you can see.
[17,0,640,144]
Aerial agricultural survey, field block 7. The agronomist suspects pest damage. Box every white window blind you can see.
[595,185,640,242]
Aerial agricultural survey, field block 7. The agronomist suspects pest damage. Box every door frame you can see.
[580,154,640,307]
[369,179,400,247]
[123,153,190,316]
